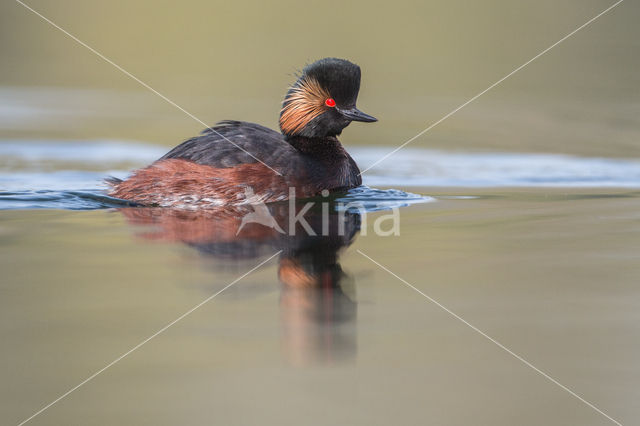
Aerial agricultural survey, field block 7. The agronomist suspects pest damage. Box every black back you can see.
[160,120,298,169]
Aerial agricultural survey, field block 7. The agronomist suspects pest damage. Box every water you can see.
[3,187,639,426]
[2,139,640,426]
[357,148,640,188]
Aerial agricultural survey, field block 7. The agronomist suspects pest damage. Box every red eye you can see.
[325,98,336,107]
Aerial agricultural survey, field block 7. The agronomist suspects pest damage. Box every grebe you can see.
[108,58,377,207]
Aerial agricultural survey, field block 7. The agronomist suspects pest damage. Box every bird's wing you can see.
[159,120,297,170]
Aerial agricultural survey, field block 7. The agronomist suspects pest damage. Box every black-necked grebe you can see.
[108,58,377,207]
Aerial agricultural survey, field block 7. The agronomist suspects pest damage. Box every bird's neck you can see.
[286,135,346,159]
[286,135,362,190]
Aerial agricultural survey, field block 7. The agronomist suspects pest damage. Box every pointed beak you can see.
[337,107,378,123]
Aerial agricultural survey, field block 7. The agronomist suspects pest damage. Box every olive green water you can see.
[2,0,640,425]
[2,191,640,426]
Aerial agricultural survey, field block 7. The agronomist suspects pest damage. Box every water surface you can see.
[2,187,639,426]
[2,140,640,426]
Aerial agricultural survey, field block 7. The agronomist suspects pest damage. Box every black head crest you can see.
[300,58,362,106]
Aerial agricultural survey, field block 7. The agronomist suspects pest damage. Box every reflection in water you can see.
[118,201,359,365]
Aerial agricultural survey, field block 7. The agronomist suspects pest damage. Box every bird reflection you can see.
[117,200,359,365]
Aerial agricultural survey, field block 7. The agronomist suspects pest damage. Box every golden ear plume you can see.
[280,77,331,135]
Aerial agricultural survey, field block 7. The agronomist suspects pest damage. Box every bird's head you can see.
[279,58,377,139]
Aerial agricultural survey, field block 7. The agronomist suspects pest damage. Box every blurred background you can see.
[1,0,638,157]
[3,3,640,425]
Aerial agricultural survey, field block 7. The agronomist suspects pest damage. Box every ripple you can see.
[0,190,135,210]
[0,186,430,211]
[336,186,433,212]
